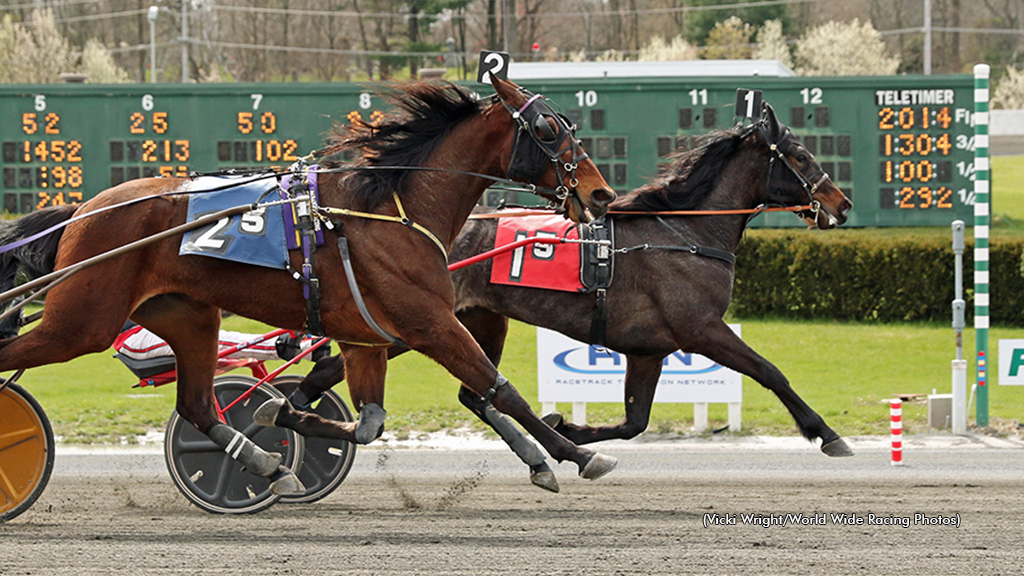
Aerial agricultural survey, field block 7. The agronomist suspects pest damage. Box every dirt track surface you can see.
[2,435,1023,575]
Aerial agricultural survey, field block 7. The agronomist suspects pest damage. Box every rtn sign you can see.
[537,326,742,403]
[552,348,723,375]
[998,340,1024,385]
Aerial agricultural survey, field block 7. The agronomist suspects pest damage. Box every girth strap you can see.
[335,227,405,347]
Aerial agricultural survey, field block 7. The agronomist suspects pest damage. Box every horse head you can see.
[759,103,853,229]
[489,75,615,223]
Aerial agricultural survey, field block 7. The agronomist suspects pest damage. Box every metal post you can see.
[180,0,189,83]
[147,6,158,83]
[973,64,990,427]
[923,0,932,75]
[951,220,967,434]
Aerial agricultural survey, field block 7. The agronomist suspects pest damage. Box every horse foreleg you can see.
[457,386,559,492]
[691,320,853,457]
[408,316,617,481]
[544,354,665,445]
[133,297,304,495]
[455,306,557,488]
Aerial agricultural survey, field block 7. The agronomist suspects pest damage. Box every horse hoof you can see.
[541,412,563,428]
[530,465,560,493]
[253,398,286,427]
[821,437,854,457]
[579,452,618,480]
[354,403,387,444]
[269,468,306,496]
[245,450,283,477]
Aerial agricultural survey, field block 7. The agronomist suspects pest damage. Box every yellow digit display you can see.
[877,104,956,210]
[220,109,299,166]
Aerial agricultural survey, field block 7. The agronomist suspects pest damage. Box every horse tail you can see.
[0,205,77,337]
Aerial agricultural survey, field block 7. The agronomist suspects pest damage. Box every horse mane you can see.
[608,125,748,212]
[321,81,484,210]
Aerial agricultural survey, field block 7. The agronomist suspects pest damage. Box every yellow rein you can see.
[319,192,449,261]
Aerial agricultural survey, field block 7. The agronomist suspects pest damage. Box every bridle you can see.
[754,106,833,227]
[499,90,590,214]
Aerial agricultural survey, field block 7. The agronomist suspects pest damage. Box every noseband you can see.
[501,91,589,212]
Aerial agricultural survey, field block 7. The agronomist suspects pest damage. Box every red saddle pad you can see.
[489,214,582,292]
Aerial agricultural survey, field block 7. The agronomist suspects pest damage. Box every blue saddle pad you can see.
[178,175,288,270]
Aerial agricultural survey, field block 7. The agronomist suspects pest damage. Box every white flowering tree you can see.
[0,9,128,84]
[81,39,130,83]
[793,19,899,76]
[638,35,699,61]
[993,66,1024,109]
[753,19,792,69]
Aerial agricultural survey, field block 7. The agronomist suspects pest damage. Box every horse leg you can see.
[256,346,390,444]
[543,354,665,445]
[132,296,305,494]
[456,307,557,491]
[408,315,617,480]
[284,354,347,409]
[255,345,415,443]
[690,319,853,457]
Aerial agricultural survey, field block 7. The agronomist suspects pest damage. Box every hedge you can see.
[731,230,1024,325]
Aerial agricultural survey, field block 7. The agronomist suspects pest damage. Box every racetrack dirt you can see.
[2,436,1023,575]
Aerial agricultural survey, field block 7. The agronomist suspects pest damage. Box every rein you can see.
[466,204,813,220]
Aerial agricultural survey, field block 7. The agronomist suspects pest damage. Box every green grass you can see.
[12,315,1024,443]
[993,155,1024,223]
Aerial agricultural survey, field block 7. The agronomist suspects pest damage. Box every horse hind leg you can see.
[133,296,305,495]
[543,354,664,445]
[255,346,389,445]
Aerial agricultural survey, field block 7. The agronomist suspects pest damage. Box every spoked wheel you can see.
[164,376,304,514]
[0,382,55,522]
[270,375,356,504]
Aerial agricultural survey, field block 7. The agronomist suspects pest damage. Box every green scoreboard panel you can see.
[522,75,976,227]
[0,75,976,227]
[0,83,377,213]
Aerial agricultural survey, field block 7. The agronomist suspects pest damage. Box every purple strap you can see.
[518,94,542,115]
[280,165,324,250]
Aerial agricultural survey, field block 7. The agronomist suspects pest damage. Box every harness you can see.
[501,91,590,214]
[571,107,828,346]
[754,115,833,227]
[286,89,591,346]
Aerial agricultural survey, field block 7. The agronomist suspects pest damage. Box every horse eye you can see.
[533,115,557,141]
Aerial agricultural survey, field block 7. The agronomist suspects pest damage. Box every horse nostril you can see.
[592,188,615,207]
[840,199,853,216]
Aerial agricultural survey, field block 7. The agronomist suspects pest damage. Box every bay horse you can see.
[264,101,855,490]
[0,76,617,496]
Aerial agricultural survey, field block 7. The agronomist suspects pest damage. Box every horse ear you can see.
[762,102,784,140]
[490,74,525,108]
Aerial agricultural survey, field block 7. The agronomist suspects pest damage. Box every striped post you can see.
[890,399,904,466]
[974,64,990,427]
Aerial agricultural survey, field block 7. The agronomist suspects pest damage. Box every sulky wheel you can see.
[0,381,55,522]
[164,375,304,514]
[270,375,357,504]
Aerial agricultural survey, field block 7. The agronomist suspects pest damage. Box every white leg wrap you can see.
[209,423,281,477]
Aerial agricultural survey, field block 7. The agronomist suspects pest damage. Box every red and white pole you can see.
[890,399,904,466]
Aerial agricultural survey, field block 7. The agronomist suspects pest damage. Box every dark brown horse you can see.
[264,101,854,490]
[0,77,617,495]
